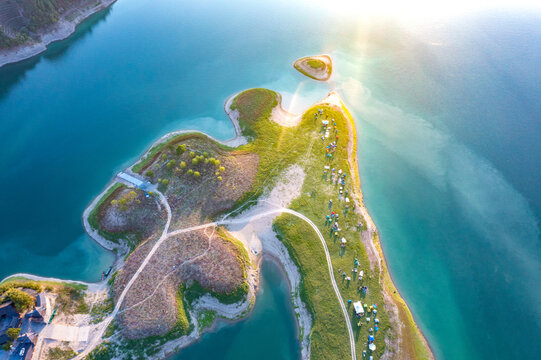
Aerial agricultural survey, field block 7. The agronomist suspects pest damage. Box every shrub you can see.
[47,346,77,360]
[217,176,223,181]
[187,169,194,175]
[0,281,41,295]
[189,151,195,158]
[194,171,201,178]
[4,288,34,312]
[145,170,154,177]
[203,152,209,158]
[6,328,20,340]
[219,166,225,172]
[180,161,187,169]
[161,154,167,161]
[110,199,118,207]
[176,144,186,155]
[192,158,199,165]
[1,341,11,351]
[208,157,216,165]
[162,179,169,186]
[214,159,221,166]
[167,160,176,169]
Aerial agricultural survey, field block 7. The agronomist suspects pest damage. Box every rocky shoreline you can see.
[0,0,117,69]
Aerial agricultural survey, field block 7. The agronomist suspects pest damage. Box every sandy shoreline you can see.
[0,0,117,69]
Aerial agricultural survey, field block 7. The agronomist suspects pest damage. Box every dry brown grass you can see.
[113,227,246,339]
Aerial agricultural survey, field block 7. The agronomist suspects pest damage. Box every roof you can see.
[35,293,46,308]
[25,308,44,321]
[118,172,144,187]
[0,302,19,317]
[17,333,37,345]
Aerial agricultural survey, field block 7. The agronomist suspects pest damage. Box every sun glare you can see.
[310,0,541,20]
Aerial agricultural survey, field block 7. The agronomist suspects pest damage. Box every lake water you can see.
[175,260,300,360]
[0,0,540,359]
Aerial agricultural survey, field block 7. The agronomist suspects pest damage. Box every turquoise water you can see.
[0,0,540,359]
[175,260,300,360]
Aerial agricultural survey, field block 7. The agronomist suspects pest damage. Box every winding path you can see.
[76,195,356,360]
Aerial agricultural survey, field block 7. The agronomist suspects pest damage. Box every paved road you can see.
[77,199,356,360]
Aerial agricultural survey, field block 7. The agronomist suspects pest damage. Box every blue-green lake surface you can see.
[0,0,540,359]
[175,260,300,360]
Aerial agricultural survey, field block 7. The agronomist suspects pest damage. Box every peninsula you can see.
[0,0,116,68]
[0,66,433,360]
[293,55,333,81]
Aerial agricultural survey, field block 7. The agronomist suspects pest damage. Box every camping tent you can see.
[353,301,364,316]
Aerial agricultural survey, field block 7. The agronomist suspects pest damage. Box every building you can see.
[9,333,37,360]
[0,302,21,345]
[25,292,48,323]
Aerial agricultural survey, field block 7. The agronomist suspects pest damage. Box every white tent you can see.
[341,237,347,244]
[353,301,364,316]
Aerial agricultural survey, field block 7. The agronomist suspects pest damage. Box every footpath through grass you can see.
[233,89,391,359]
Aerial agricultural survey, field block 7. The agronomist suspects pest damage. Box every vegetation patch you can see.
[0,277,88,315]
[293,55,333,81]
[197,310,216,331]
[90,298,114,324]
[114,227,247,339]
[47,346,77,360]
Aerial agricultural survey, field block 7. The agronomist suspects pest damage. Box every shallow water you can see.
[174,260,300,360]
[0,0,540,358]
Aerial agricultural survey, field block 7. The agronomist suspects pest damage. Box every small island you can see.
[0,63,433,360]
[293,55,333,81]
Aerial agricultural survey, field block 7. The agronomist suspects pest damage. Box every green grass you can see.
[183,280,249,306]
[307,59,324,69]
[132,132,233,174]
[230,88,278,140]
[229,92,393,358]
[197,310,216,331]
[47,346,77,360]
[293,56,332,81]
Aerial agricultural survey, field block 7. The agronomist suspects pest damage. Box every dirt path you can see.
[76,194,356,360]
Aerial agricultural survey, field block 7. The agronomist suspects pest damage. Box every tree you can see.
[110,200,118,207]
[176,144,186,155]
[194,171,201,178]
[161,154,167,161]
[167,160,176,169]
[180,161,187,169]
[214,159,221,166]
[192,158,199,165]
[189,151,195,158]
[145,170,154,177]
[217,176,223,181]
[204,158,209,164]
[161,179,169,186]
[187,169,194,176]
[208,158,216,165]
[203,152,209,158]
[4,288,34,312]
[219,166,225,172]
[6,328,20,340]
